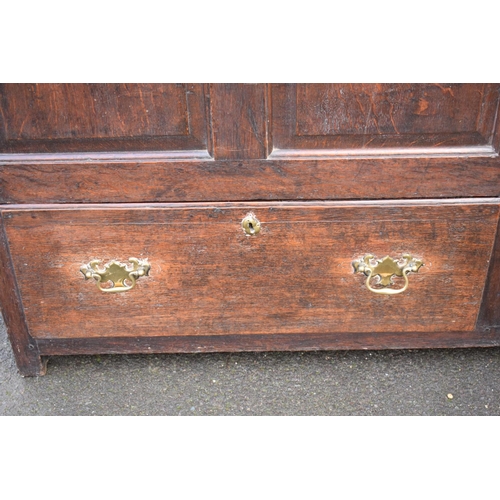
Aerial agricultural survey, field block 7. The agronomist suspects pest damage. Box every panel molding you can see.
[270,84,500,158]
[0,84,211,155]
[269,144,498,160]
[0,150,213,164]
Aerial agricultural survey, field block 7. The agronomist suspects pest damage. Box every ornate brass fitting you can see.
[80,258,151,293]
[352,254,423,295]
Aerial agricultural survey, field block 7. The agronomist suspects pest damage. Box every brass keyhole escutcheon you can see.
[242,213,261,235]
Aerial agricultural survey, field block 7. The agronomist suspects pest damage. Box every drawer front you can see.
[2,201,498,339]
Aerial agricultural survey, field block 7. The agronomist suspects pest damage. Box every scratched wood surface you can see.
[271,84,500,153]
[3,201,498,340]
[0,83,210,153]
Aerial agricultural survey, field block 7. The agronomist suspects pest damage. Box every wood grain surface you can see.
[1,155,500,204]
[271,83,500,153]
[210,84,268,160]
[0,213,45,375]
[36,329,500,357]
[478,212,500,331]
[3,201,498,340]
[1,83,498,205]
[0,83,210,154]
[1,84,500,375]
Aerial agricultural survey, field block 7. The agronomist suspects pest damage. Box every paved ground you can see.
[2,314,500,415]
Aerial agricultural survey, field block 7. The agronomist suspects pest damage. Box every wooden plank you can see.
[1,155,500,204]
[210,84,268,160]
[36,329,500,356]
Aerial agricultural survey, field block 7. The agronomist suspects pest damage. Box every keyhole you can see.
[242,213,261,235]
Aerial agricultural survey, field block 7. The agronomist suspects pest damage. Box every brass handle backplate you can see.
[352,254,423,295]
[80,258,151,293]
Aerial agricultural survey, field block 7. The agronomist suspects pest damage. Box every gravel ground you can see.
[2,314,500,415]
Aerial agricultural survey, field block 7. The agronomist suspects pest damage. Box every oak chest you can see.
[1,83,500,376]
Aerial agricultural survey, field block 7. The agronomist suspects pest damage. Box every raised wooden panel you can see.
[3,200,498,340]
[270,84,500,157]
[0,83,211,156]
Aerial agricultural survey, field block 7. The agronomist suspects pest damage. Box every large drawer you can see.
[2,200,498,341]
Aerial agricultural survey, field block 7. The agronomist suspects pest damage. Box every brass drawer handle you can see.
[352,254,423,295]
[80,258,151,293]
